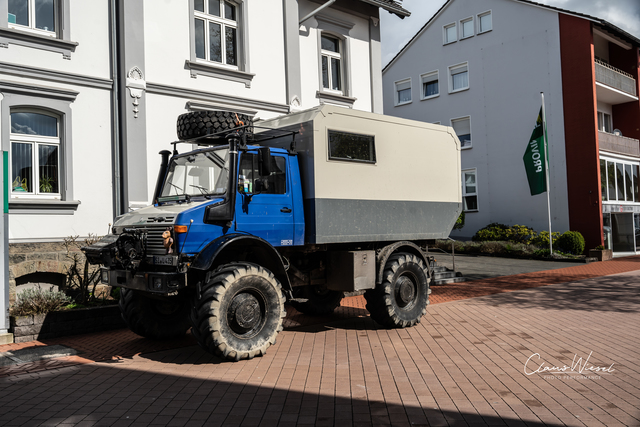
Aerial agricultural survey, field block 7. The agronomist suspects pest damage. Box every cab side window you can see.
[238,153,286,194]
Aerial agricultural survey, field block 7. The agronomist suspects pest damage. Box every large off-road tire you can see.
[119,288,191,340]
[176,110,253,140]
[190,263,286,361]
[289,285,344,315]
[364,253,429,328]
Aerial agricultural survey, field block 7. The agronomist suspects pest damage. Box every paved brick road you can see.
[1,258,639,426]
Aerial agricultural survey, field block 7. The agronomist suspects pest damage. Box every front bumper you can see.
[101,268,186,295]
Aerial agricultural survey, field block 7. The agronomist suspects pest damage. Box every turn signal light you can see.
[174,225,189,233]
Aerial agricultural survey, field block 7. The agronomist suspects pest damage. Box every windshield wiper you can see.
[190,184,212,199]
[166,182,183,193]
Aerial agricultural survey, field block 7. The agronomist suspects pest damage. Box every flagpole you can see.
[541,92,552,254]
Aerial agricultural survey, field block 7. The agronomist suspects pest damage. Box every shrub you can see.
[508,225,537,244]
[556,231,585,254]
[453,211,465,231]
[10,286,72,316]
[472,223,510,242]
[529,231,561,247]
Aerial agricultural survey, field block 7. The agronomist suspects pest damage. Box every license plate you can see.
[153,256,174,266]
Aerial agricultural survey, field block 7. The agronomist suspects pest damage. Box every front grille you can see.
[141,225,174,255]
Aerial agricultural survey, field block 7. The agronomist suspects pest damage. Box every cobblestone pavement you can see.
[1,258,639,426]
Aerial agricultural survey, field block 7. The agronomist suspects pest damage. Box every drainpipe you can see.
[299,0,336,25]
[109,0,122,217]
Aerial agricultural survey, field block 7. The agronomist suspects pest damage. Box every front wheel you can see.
[119,288,191,340]
[190,263,286,361]
[364,253,429,328]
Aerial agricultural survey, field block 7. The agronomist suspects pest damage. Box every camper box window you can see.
[328,130,376,164]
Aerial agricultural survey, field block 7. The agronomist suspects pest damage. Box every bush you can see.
[453,211,465,231]
[10,286,72,316]
[556,231,585,254]
[508,225,537,244]
[529,230,561,247]
[472,223,510,242]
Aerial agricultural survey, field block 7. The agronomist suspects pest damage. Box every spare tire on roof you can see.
[176,110,253,141]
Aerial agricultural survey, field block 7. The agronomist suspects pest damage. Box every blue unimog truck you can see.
[83,105,462,361]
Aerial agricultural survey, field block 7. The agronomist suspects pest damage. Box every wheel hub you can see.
[228,293,261,332]
[396,276,416,307]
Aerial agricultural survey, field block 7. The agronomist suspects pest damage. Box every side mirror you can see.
[259,147,272,176]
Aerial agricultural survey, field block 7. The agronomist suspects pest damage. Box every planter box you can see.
[10,305,125,344]
[588,249,613,262]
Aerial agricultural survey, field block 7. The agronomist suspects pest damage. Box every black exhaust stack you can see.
[153,150,172,204]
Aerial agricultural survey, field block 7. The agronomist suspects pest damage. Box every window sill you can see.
[461,145,472,150]
[0,27,77,59]
[185,60,255,88]
[449,87,469,94]
[463,209,478,213]
[395,100,412,107]
[9,199,81,214]
[443,40,457,45]
[478,29,492,35]
[316,91,357,107]
[421,94,439,101]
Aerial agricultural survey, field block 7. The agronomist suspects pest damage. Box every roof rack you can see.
[170,125,299,154]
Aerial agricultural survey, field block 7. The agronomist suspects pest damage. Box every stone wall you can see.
[8,242,81,305]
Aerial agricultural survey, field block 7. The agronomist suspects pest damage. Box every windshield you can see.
[160,148,230,198]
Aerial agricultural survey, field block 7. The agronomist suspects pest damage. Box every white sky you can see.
[380,0,640,67]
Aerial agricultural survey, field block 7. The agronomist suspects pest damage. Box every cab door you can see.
[234,150,294,247]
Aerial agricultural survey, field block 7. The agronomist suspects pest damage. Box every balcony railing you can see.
[595,59,637,97]
[599,131,640,157]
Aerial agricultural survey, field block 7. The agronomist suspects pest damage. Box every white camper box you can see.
[256,105,462,244]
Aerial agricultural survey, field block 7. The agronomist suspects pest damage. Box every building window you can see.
[460,17,474,39]
[478,11,492,33]
[328,130,376,164]
[421,71,439,100]
[452,117,471,149]
[194,0,239,66]
[449,63,469,92]
[462,169,478,211]
[10,111,60,198]
[598,111,612,133]
[321,34,343,92]
[443,23,457,44]
[395,79,412,105]
[601,158,640,202]
[8,0,57,37]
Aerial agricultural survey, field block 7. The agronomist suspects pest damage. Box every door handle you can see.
[280,207,292,213]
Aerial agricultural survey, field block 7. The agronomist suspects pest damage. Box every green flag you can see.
[523,107,548,195]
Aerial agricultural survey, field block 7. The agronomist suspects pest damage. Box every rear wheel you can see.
[364,253,429,328]
[290,285,344,315]
[190,263,286,361]
[119,288,191,340]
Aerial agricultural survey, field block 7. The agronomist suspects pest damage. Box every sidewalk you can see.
[1,256,639,426]
[2,256,639,376]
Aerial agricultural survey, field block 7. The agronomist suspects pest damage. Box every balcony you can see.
[599,131,640,157]
[595,59,638,105]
